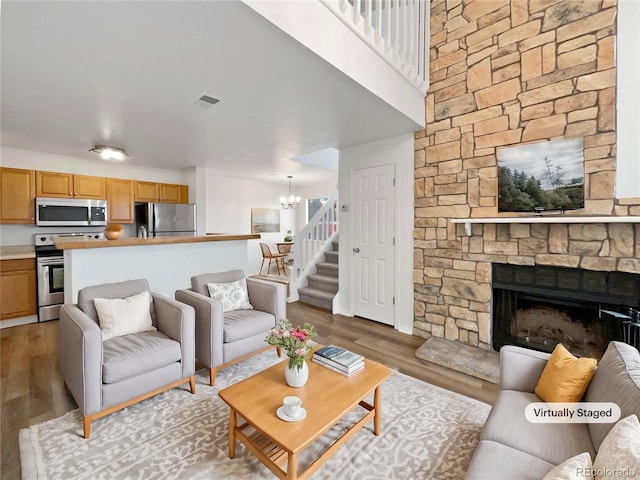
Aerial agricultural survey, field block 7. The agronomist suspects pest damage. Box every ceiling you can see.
[1,1,420,186]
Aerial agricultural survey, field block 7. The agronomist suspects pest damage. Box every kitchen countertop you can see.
[0,245,36,260]
[55,233,260,250]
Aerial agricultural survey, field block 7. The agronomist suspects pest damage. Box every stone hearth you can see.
[416,337,499,384]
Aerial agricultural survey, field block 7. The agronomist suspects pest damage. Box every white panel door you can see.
[353,164,395,325]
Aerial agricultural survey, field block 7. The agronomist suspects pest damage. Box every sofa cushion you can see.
[102,330,181,384]
[592,415,640,478]
[94,291,156,340]
[78,279,156,326]
[542,452,592,480]
[207,278,253,312]
[191,270,245,296]
[535,343,597,403]
[224,310,275,343]
[585,341,640,451]
[465,440,555,480]
[480,390,595,465]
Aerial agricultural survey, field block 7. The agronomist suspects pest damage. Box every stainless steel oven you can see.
[34,233,104,321]
[36,253,64,322]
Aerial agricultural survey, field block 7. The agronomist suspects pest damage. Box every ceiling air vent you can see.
[198,95,220,106]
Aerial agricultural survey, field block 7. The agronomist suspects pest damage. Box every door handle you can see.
[353,248,360,253]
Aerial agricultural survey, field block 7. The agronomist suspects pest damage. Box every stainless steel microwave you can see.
[36,197,108,226]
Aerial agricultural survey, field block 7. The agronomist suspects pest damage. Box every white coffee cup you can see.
[283,396,302,417]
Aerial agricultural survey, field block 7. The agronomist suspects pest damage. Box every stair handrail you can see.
[291,190,339,284]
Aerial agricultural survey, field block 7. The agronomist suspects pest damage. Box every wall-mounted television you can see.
[497,137,585,213]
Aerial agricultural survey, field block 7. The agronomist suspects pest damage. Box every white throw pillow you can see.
[593,415,640,479]
[543,452,593,480]
[206,278,253,312]
[94,291,156,340]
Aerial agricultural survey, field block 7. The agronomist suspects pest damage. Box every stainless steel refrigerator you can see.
[135,203,197,237]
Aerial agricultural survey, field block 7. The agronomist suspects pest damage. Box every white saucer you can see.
[276,406,307,422]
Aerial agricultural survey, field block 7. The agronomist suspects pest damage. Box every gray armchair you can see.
[175,270,286,386]
[59,279,195,439]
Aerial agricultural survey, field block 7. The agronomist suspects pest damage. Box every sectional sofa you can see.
[466,341,640,479]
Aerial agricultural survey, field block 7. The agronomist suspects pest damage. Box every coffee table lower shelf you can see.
[229,397,378,480]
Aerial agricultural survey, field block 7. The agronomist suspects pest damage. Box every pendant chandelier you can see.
[280,175,301,209]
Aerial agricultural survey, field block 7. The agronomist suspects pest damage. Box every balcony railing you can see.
[320,0,429,95]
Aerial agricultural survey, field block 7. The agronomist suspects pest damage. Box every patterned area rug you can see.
[19,351,490,479]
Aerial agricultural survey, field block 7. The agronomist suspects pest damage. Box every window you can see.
[307,197,327,223]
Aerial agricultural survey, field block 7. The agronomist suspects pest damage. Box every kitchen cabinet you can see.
[107,178,135,223]
[1,259,37,320]
[36,171,106,199]
[73,175,107,199]
[36,171,72,197]
[135,182,189,203]
[134,181,158,202]
[158,183,183,203]
[0,167,35,224]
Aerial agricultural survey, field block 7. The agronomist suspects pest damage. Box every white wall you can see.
[0,147,190,245]
[1,147,188,182]
[243,0,425,127]
[65,241,249,302]
[204,172,299,276]
[337,133,414,334]
[616,0,640,199]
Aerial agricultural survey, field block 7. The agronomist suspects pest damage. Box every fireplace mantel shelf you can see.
[451,216,640,236]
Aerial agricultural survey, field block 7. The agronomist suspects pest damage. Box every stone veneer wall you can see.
[413,0,640,349]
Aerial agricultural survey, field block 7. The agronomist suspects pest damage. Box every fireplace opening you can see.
[492,264,640,359]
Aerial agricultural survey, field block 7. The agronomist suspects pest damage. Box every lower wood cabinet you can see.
[0,259,37,320]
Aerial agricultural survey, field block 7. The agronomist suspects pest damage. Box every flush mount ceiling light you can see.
[280,175,301,209]
[89,145,129,161]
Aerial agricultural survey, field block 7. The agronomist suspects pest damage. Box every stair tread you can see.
[307,274,339,284]
[317,262,338,269]
[298,287,336,300]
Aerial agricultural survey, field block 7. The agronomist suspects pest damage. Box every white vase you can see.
[284,360,309,388]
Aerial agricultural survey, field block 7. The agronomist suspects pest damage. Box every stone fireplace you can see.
[492,263,640,358]
[413,0,640,356]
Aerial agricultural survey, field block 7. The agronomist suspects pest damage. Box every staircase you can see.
[297,239,339,310]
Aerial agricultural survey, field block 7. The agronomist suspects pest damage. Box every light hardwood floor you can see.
[0,301,498,479]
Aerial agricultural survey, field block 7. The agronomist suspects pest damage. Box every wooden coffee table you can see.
[218,355,391,480]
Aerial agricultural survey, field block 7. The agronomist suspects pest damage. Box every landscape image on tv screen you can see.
[497,137,585,213]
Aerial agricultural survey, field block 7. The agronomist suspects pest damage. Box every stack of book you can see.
[312,345,365,376]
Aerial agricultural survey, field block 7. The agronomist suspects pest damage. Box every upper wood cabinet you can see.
[134,181,159,202]
[135,181,189,203]
[36,171,106,199]
[1,167,188,224]
[159,183,184,203]
[0,167,35,224]
[107,178,135,224]
[74,175,107,199]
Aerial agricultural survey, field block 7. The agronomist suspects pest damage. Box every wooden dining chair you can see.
[259,243,288,275]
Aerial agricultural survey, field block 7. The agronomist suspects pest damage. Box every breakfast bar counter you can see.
[61,234,260,303]
[55,233,259,250]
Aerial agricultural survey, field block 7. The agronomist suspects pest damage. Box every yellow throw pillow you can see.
[535,343,597,403]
